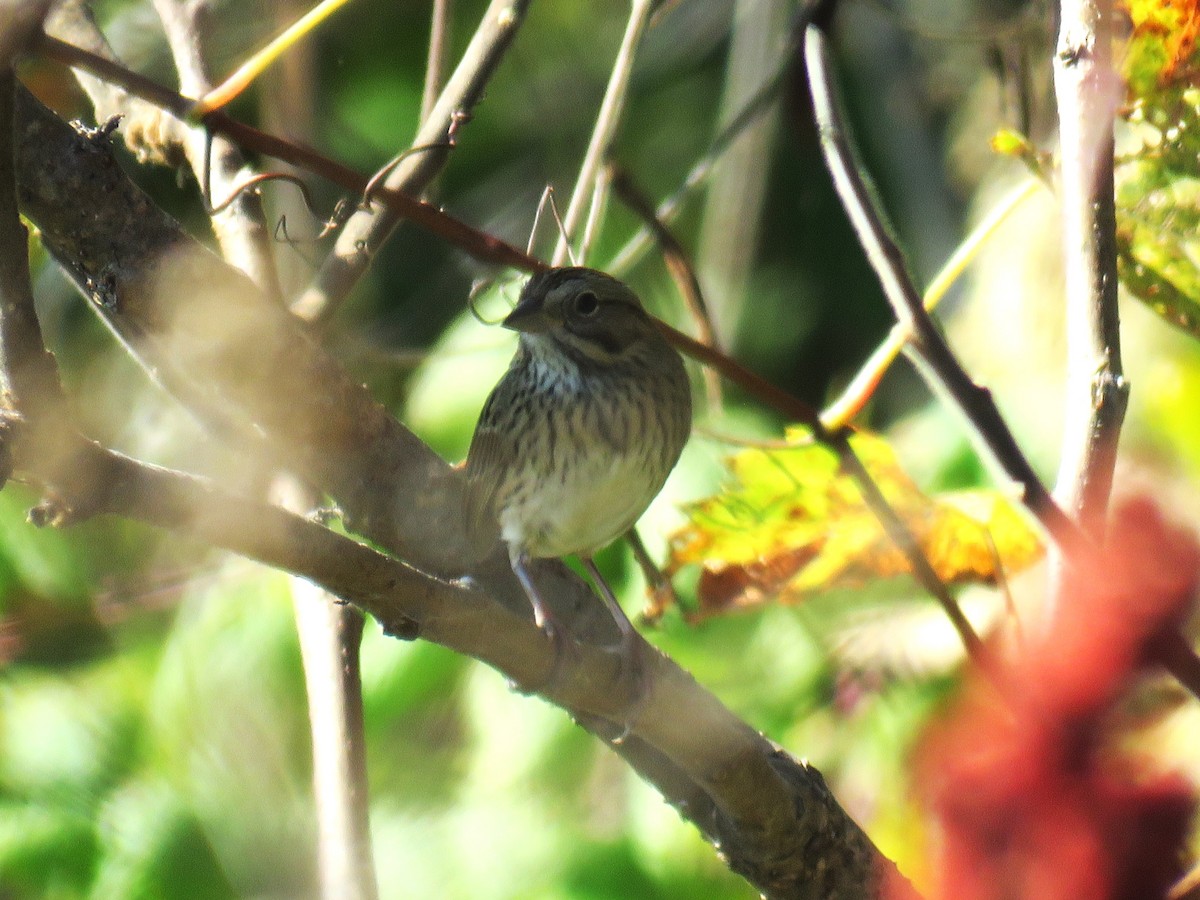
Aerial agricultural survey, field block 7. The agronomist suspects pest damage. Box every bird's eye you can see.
[572,291,600,317]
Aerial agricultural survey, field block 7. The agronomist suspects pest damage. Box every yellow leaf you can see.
[665,432,1043,620]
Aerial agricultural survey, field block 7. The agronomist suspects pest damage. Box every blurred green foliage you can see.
[8,0,1200,898]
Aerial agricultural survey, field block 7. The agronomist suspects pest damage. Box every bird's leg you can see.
[625,527,679,621]
[509,548,571,690]
[582,556,648,739]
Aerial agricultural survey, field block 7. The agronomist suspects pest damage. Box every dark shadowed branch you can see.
[804,13,1078,548]
[803,7,1200,700]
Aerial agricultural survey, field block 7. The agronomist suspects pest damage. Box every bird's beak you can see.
[502,293,553,333]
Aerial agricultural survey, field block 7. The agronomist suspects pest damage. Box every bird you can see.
[463,266,692,679]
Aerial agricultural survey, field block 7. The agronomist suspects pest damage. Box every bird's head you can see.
[503,267,659,364]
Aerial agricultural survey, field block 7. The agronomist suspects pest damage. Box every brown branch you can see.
[293,0,533,323]
[610,165,723,411]
[553,0,654,266]
[12,78,907,898]
[33,29,835,435]
[36,32,538,274]
[803,15,1078,549]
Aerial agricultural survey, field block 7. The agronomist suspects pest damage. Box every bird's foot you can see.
[509,607,578,696]
[603,628,651,744]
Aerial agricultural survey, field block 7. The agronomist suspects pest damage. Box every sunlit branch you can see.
[1050,0,1127,539]
[190,0,359,116]
[820,177,1041,430]
[553,0,655,266]
[294,0,533,323]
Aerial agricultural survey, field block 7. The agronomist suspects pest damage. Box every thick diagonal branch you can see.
[13,81,907,899]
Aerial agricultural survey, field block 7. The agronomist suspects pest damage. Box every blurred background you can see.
[6,0,1200,897]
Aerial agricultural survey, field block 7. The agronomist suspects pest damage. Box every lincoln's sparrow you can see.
[464,267,691,667]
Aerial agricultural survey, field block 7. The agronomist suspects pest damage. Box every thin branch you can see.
[610,166,723,411]
[552,0,655,266]
[422,0,452,123]
[151,0,281,298]
[662,323,987,664]
[293,0,532,323]
[606,17,797,276]
[34,30,854,430]
[695,0,788,346]
[36,32,538,273]
[820,177,1041,430]
[803,9,1200,699]
[1050,0,1127,538]
[190,0,357,116]
[804,16,1078,549]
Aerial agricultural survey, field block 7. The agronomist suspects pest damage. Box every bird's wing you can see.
[462,376,520,555]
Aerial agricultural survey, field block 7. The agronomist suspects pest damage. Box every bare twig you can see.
[820,177,1040,430]
[190,0,357,116]
[606,41,793,276]
[152,0,282,298]
[552,0,655,266]
[804,16,1078,548]
[611,165,723,411]
[422,0,452,123]
[293,0,532,323]
[36,32,538,273]
[1050,0,1127,539]
[33,30,854,431]
[663,323,987,664]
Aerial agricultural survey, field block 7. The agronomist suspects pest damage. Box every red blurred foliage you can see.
[908,497,1200,900]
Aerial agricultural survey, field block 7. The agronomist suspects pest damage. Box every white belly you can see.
[498,443,667,559]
